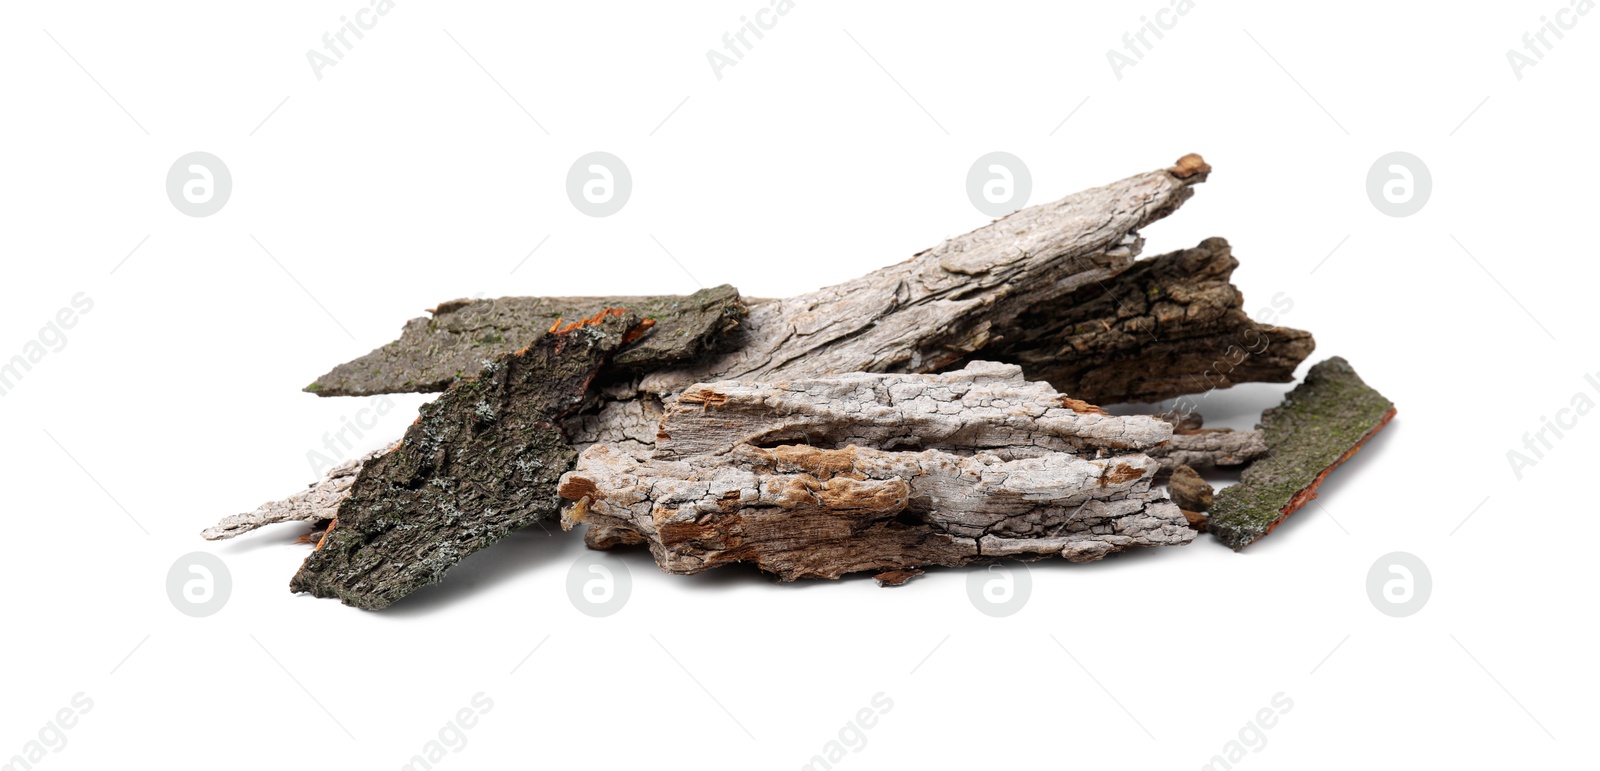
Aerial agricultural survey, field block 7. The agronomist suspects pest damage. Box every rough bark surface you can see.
[201,443,396,540]
[963,237,1316,404]
[219,156,1264,555]
[305,285,747,397]
[558,362,1194,580]
[1168,464,1214,512]
[1208,357,1396,550]
[565,156,1214,450]
[290,310,650,610]
[1151,428,1268,474]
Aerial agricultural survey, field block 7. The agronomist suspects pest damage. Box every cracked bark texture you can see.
[290,311,648,610]
[201,443,396,540]
[559,362,1194,580]
[305,285,747,397]
[219,156,1254,550]
[962,237,1316,404]
[1151,428,1268,474]
[1208,357,1396,550]
[564,156,1214,452]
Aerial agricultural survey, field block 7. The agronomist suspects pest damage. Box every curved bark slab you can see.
[966,237,1315,404]
[1208,357,1396,550]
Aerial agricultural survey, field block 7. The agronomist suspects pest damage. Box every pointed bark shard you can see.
[201,443,396,540]
[290,311,647,610]
[1208,357,1396,550]
[304,285,747,397]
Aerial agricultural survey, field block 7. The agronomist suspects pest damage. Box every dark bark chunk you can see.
[966,237,1316,404]
[290,310,648,609]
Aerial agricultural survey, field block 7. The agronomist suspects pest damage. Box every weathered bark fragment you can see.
[1168,464,1214,512]
[1208,357,1396,550]
[1152,408,1206,434]
[558,363,1194,581]
[304,285,747,397]
[290,310,649,610]
[1151,428,1268,474]
[873,569,923,587]
[963,237,1316,404]
[201,443,396,540]
[634,158,1208,394]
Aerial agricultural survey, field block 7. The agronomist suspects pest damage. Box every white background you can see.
[1,1,1594,768]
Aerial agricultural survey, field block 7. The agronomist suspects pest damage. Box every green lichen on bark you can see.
[304,285,746,397]
[1209,357,1396,550]
[289,311,645,610]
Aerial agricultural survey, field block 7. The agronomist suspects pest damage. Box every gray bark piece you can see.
[1151,429,1268,474]
[305,285,747,397]
[558,363,1194,580]
[635,156,1210,397]
[201,443,396,540]
[657,361,1174,459]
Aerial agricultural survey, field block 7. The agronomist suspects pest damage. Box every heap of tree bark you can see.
[203,154,1396,610]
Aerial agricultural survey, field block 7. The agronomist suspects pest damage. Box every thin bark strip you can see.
[965,237,1316,404]
[290,310,649,610]
[305,285,747,397]
[1152,428,1268,474]
[559,363,1194,581]
[201,443,395,540]
[1208,357,1396,550]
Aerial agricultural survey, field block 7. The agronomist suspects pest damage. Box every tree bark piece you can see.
[1208,357,1396,550]
[290,310,650,610]
[304,285,747,397]
[1168,464,1214,512]
[558,362,1194,581]
[963,237,1316,404]
[565,155,1214,450]
[636,158,1208,393]
[201,443,396,540]
[1151,428,1267,474]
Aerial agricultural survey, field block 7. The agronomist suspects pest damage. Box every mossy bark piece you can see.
[289,310,647,610]
[304,285,746,397]
[559,363,1193,581]
[1208,357,1396,550]
[964,237,1316,404]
